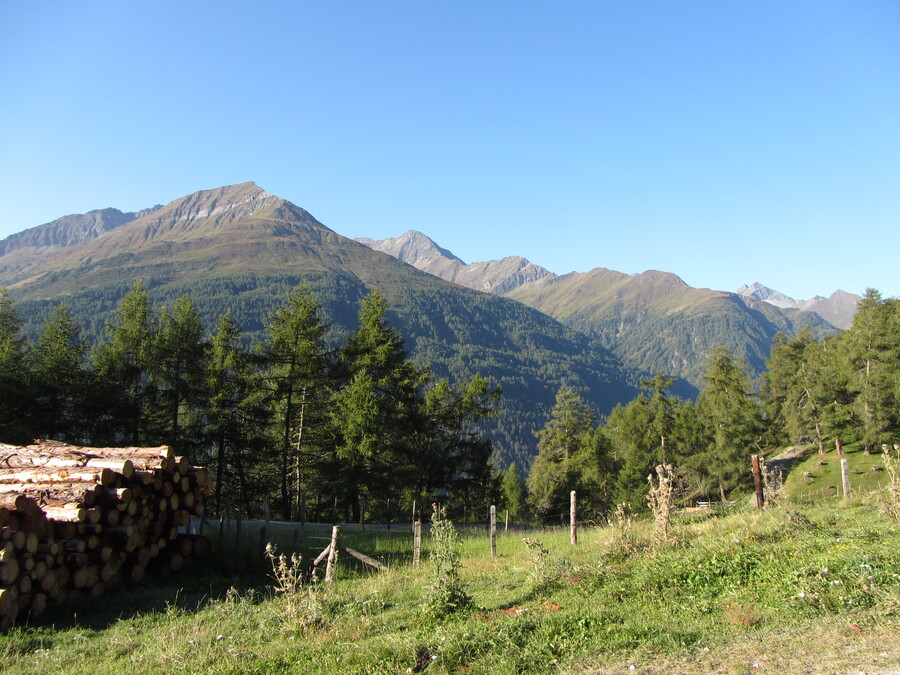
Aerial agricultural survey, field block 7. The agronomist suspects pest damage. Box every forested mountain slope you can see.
[360,232,837,389]
[506,268,835,387]
[0,182,637,468]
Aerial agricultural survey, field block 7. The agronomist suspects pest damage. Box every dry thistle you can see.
[647,464,677,547]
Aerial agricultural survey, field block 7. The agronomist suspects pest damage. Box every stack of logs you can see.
[0,440,210,629]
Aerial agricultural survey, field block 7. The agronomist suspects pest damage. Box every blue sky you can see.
[1,1,898,300]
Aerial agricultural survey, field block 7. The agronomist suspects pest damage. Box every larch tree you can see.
[32,303,89,442]
[695,346,763,500]
[261,284,332,520]
[205,309,270,516]
[91,280,157,445]
[332,289,429,521]
[151,294,207,457]
[528,386,611,522]
[0,288,31,443]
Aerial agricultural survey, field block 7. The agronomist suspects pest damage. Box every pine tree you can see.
[419,374,501,516]
[842,289,896,450]
[500,462,526,523]
[205,310,270,516]
[605,375,678,506]
[332,290,429,521]
[0,289,32,443]
[92,280,157,444]
[527,386,611,522]
[151,294,207,457]
[261,284,332,520]
[32,303,89,441]
[694,346,763,499]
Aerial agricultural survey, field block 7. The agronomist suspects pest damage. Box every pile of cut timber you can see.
[0,440,210,629]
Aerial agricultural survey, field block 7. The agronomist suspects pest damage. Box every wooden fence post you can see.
[235,509,242,569]
[325,525,340,583]
[570,491,577,545]
[489,505,497,557]
[505,509,509,532]
[300,490,306,529]
[752,455,764,509]
[841,459,851,499]
[413,520,422,567]
[259,498,270,556]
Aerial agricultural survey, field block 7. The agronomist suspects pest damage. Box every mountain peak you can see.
[152,182,277,225]
[736,282,800,308]
[356,230,464,267]
[736,282,861,329]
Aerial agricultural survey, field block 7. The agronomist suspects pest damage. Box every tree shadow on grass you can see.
[16,567,271,633]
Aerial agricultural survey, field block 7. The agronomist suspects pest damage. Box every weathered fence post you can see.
[489,505,497,557]
[570,490,577,545]
[752,455,765,509]
[841,458,851,499]
[260,498,270,556]
[325,525,340,583]
[300,490,306,529]
[413,520,422,567]
[235,509,242,569]
[505,509,509,532]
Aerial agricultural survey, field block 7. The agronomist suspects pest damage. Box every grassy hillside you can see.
[3,472,898,674]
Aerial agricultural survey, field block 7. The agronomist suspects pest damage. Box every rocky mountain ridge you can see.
[0,205,162,256]
[736,282,860,329]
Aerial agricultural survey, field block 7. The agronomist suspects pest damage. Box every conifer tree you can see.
[0,289,31,443]
[500,462,526,523]
[151,294,206,456]
[605,375,679,505]
[92,280,157,444]
[694,346,763,499]
[333,290,429,520]
[205,310,270,516]
[527,386,612,522]
[32,303,88,441]
[842,289,897,450]
[419,374,501,516]
[261,284,332,520]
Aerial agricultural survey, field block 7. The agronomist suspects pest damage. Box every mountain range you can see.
[357,230,855,384]
[735,282,859,330]
[0,182,861,465]
[0,182,635,468]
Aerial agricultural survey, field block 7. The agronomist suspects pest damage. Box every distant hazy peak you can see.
[737,282,860,329]
[736,282,801,309]
[356,230,464,266]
